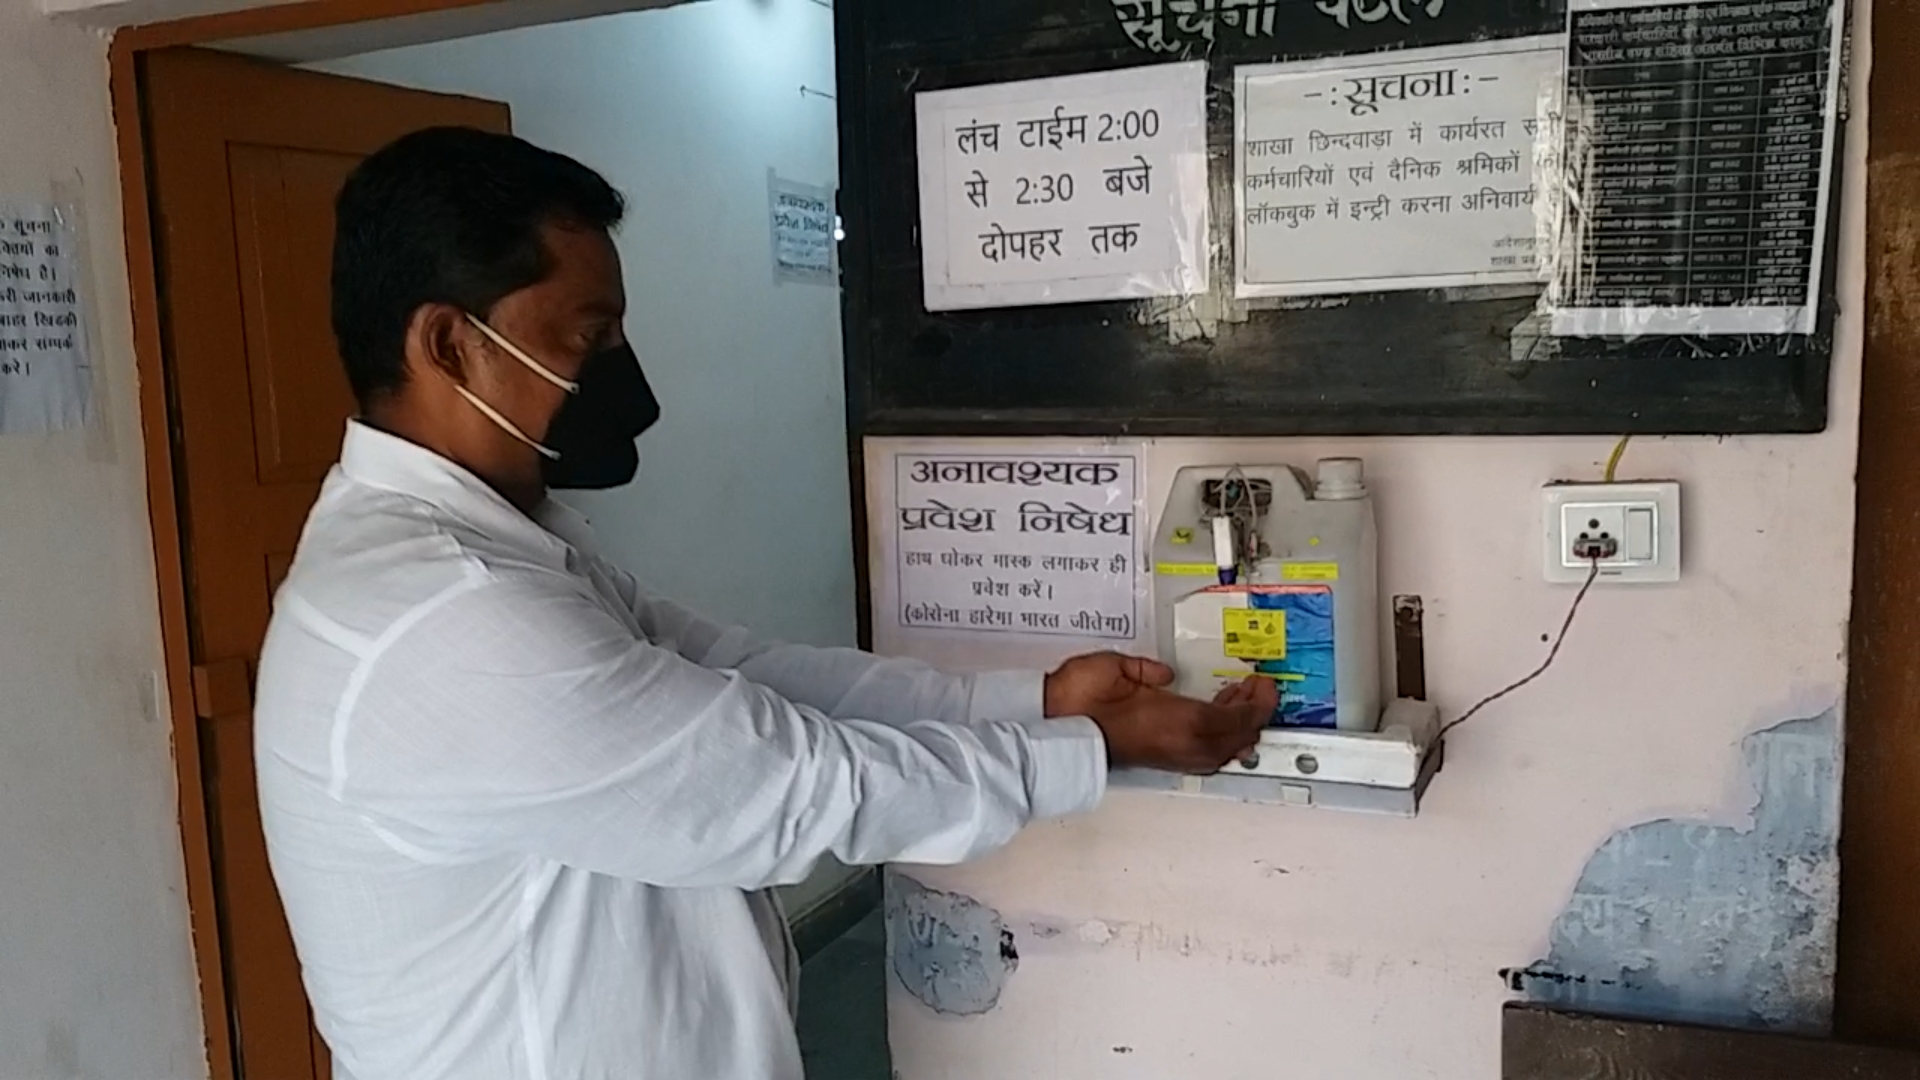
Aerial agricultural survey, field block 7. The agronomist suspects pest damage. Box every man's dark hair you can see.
[331,126,625,407]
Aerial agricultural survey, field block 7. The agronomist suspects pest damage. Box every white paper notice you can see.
[768,173,836,285]
[1235,37,1566,298]
[1547,0,1843,336]
[915,62,1210,312]
[893,452,1140,641]
[0,203,89,434]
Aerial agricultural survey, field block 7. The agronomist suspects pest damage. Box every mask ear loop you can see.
[457,314,577,460]
[465,314,580,393]
[453,385,561,459]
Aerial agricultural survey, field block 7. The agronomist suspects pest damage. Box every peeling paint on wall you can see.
[1510,710,1840,1034]
[887,872,1019,1016]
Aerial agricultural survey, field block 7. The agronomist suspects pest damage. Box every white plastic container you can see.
[1152,458,1381,732]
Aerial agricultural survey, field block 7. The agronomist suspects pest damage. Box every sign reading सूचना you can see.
[1107,0,1450,55]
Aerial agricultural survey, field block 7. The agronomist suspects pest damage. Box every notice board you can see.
[833,0,1848,436]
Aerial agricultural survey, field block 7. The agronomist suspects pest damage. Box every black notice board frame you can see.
[833,0,1846,438]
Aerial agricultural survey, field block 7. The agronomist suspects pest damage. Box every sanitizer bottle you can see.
[1155,458,1382,733]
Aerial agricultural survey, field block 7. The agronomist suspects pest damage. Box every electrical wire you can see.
[1440,435,1625,740]
[1603,434,1632,483]
[1210,466,1261,569]
[1438,558,1601,740]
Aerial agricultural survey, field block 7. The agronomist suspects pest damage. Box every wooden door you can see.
[143,47,509,1080]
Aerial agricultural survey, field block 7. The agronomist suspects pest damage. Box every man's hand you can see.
[1042,651,1175,720]
[1087,681,1271,774]
[1213,675,1280,769]
[1211,675,1278,712]
[1045,653,1276,775]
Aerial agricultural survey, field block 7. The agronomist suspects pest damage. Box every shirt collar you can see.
[337,420,576,565]
[534,497,602,555]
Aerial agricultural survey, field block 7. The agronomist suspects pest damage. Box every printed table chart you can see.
[1554,0,1839,335]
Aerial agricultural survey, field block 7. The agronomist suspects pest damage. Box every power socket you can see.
[1571,530,1619,561]
[1568,501,1628,561]
[1543,481,1681,584]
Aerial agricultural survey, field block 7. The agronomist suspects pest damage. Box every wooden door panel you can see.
[144,46,510,1080]
[262,482,325,541]
[266,552,295,601]
[202,711,313,1080]
[230,144,361,484]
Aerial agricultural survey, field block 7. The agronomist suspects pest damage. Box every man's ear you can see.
[409,303,473,386]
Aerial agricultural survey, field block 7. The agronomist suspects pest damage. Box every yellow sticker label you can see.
[1282,562,1340,582]
[1171,527,1195,545]
[1156,561,1218,576]
[1222,609,1287,660]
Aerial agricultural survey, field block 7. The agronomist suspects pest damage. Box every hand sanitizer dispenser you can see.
[1154,460,1380,732]
[1118,458,1442,816]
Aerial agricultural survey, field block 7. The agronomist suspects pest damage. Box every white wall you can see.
[314,0,861,911]
[0,4,208,1078]
[871,8,1871,1078]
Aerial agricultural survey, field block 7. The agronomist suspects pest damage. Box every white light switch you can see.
[1625,507,1655,562]
[1543,481,1681,584]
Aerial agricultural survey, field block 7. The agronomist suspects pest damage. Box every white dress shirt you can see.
[254,422,1107,1080]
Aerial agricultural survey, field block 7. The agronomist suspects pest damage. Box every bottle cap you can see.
[1315,458,1366,500]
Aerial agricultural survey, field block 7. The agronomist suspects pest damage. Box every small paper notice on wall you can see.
[768,173,836,286]
[915,62,1210,312]
[891,451,1141,641]
[1234,37,1567,298]
[0,202,90,434]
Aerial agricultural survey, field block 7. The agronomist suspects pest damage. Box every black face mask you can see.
[539,342,661,490]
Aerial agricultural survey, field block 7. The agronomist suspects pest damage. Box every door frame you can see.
[106,4,637,1077]
[1836,0,1920,1049]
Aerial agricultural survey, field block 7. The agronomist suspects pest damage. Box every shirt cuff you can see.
[1017,717,1109,820]
[965,670,1046,723]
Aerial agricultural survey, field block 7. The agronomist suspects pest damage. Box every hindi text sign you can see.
[1235,38,1566,297]
[894,453,1140,641]
[0,202,89,435]
[916,63,1209,311]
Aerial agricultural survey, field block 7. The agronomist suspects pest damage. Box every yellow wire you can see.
[1603,434,1632,483]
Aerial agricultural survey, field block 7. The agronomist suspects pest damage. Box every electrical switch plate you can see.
[1542,481,1681,584]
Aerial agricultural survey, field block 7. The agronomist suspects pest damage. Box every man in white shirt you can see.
[254,126,1271,1080]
